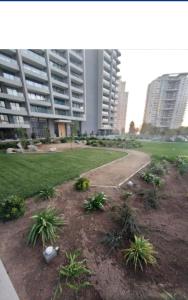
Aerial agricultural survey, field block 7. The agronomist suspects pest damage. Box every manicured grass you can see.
[0,148,126,200]
[138,141,188,159]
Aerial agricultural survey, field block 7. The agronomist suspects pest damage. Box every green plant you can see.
[123,235,157,271]
[140,171,162,187]
[75,177,90,191]
[39,186,55,200]
[149,160,165,176]
[175,156,188,175]
[161,291,188,300]
[27,207,64,247]
[119,204,140,240]
[84,192,107,211]
[143,188,159,209]
[52,251,91,299]
[0,195,25,221]
[122,191,133,200]
[102,231,123,252]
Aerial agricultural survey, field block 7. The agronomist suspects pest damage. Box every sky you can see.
[120,50,188,132]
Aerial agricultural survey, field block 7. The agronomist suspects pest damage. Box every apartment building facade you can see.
[114,80,128,134]
[82,49,121,135]
[0,49,86,139]
[143,73,188,129]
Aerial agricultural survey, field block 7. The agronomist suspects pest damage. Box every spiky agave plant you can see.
[27,207,64,247]
[84,192,107,211]
[123,235,157,271]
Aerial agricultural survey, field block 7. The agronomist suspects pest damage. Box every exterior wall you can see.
[0,49,86,138]
[114,81,128,134]
[83,49,121,135]
[143,73,188,129]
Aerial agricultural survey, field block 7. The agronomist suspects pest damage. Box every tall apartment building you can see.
[114,80,128,134]
[82,49,121,135]
[0,49,86,139]
[143,73,188,129]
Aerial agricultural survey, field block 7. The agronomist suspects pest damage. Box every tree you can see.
[129,121,136,135]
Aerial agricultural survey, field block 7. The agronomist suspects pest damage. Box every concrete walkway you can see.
[81,149,150,187]
[0,259,20,300]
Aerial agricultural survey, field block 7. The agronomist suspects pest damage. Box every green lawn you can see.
[0,148,126,200]
[138,141,188,159]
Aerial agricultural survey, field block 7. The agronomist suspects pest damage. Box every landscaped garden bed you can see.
[0,155,187,300]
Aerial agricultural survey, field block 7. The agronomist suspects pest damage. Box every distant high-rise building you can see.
[82,49,121,135]
[143,73,188,129]
[114,80,128,134]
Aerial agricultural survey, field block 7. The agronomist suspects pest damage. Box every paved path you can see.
[81,149,150,187]
[0,259,20,300]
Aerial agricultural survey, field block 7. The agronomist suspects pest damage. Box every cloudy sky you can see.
[120,50,188,131]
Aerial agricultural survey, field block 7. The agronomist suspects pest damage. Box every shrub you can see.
[52,251,91,299]
[140,172,162,187]
[39,186,55,200]
[118,204,140,240]
[142,188,159,209]
[102,231,123,252]
[0,195,25,221]
[149,161,165,176]
[60,137,68,143]
[123,235,157,271]
[0,141,19,150]
[122,191,133,200]
[75,177,90,191]
[84,192,107,211]
[175,156,188,175]
[27,207,64,247]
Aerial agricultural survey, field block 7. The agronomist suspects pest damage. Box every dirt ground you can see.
[0,165,188,300]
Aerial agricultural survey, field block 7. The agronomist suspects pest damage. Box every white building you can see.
[143,73,188,129]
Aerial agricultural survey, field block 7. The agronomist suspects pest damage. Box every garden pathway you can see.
[0,259,20,300]
[81,149,150,187]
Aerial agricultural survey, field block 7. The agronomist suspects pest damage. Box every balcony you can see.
[103,79,110,88]
[103,70,110,80]
[102,111,109,116]
[0,92,25,102]
[103,96,110,103]
[70,62,83,74]
[103,87,110,96]
[0,121,30,129]
[53,90,69,100]
[50,63,68,77]
[103,60,111,71]
[72,107,84,113]
[50,50,67,65]
[54,103,70,110]
[69,50,83,62]
[23,65,48,81]
[102,103,109,110]
[0,75,22,88]
[104,51,111,63]
[72,96,84,104]
[0,107,27,116]
[71,85,84,94]
[51,77,69,89]
[26,81,49,95]
[0,54,19,71]
[29,98,51,107]
[21,50,46,67]
[71,72,83,84]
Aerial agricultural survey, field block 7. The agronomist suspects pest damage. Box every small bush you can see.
[122,191,133,200]
[84,192,107,211]
[0,195,25,221]
[149,161,165,176]
[0,141,19,150]
[142,188,159,209]
[118,204,140,240]
[27,207,64,247]
[60,137,68,143]
[175,156,188,175]
[39,186,55,200]
[123,235,157,271]
[75,177,90,191]
[140,172,162,187]
[52,251,91,299]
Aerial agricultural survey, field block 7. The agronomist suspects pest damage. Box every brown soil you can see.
[0,166,188,300]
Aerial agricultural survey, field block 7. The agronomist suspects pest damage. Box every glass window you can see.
[0,114,8,123]
[10,102,20,111]
[0,100,5,108]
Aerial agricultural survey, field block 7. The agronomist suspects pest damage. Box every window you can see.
[0,101,5,108]
[3,72,15,80]
[7,88,18,96]
[28,92,47,101]
[31,105,51,114]
[23,63,45,76]
[0,114,8,123]
[10,102,20,111]
[13,116,24,124]
[26,79,43,88]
